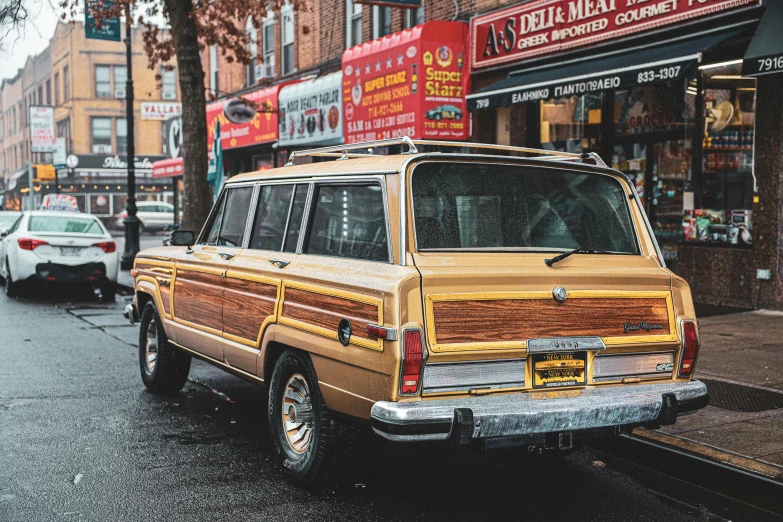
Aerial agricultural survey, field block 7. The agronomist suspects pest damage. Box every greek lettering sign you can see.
[29,106,56,153]
[84,0,121,42]
[342,20,469,143]
[471,0,759,70]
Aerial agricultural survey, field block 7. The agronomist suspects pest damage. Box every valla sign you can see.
[471,0,759,69]
[141,102,182,120]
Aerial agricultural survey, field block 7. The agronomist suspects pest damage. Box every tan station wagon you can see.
[125,137,708,486]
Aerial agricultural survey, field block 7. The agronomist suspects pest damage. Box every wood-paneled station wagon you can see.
[124,137,708,485]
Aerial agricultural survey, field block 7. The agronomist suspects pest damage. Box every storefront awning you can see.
[742,0,783,76]
[278,71,343,148]
[152,157,184,178]
[467,31,738,111]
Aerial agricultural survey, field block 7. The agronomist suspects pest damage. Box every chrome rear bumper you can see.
[371,380,708,442]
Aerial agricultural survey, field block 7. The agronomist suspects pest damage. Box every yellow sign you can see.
[34,164,56,182]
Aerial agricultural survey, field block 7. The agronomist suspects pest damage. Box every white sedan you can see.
[0,211,119,300]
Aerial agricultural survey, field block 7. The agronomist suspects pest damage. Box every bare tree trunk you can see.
[164,0,212,233]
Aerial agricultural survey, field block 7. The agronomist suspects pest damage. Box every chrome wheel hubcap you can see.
[282,373,313,454]
[145,318,158,373]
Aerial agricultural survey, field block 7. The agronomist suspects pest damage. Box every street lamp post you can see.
[120,16,140,270]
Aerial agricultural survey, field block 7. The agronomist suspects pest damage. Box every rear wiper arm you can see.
[545,248,609,267]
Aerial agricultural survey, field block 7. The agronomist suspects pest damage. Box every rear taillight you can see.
[367,324,398,341]
[18,238,49,250]
[400,329,424,395]
[93,241,116,253]
[679,320,699,377]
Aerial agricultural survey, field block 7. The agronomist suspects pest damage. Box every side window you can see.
[217,187,254,247]
[250,184,294,250]
[283,184,308,253]
[305,184,388,262]
[203,194,227,245]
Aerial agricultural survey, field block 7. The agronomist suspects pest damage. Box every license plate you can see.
[60,247,81,256]
[532,351,586,388]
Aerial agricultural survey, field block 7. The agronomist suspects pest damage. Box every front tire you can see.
[268,350,340,487]
[139,301,190,394]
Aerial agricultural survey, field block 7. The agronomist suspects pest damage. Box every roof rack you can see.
[284,137,606,167]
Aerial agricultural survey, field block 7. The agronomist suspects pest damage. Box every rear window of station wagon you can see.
[411,163,638,254]
[202,181,390,263]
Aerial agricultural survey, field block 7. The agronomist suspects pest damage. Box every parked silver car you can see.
[113,201,175,233]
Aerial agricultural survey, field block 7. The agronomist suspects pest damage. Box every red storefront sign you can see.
[471,0,759,70]
[206,84,284,151]
[342,20,470,144]
[151,157,184,178]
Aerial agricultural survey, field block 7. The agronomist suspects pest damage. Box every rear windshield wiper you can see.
[544,248,612,267]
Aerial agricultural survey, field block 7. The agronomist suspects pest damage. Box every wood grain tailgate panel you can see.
[432,298,670,344]
[223,278,277,341]
[173,269,223,332]
[282,288,378,340]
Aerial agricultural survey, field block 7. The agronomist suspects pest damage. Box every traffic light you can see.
[34,164,56,182]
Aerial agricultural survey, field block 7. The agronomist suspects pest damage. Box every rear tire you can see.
[139,301,190,394]
[268,350,340,488]
[4,261,19,298]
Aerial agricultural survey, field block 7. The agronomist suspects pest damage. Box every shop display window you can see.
[89,194,111,215]
[540,93,603,154]
[112,195,127,215]
[684,62,756,248]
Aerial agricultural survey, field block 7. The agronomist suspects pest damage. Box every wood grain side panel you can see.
[282,288,378,340]
[173,269,223,331]
[223,278,278,342]
[135,264,173,315]
[432,298,670,344]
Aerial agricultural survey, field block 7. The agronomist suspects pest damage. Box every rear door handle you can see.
[269,259,290,269]
[219,252,236,260]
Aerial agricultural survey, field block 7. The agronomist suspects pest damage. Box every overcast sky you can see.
[1,0,62,81]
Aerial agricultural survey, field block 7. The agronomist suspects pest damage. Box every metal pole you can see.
[27,161,35,210]
[120,15,140,270]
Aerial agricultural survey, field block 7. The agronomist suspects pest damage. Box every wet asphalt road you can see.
[0,288,711,522]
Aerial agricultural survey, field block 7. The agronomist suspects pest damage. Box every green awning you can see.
[743,0,783,76]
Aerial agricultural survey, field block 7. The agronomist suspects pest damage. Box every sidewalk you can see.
[645,310,783,475]
[112,233,162,293]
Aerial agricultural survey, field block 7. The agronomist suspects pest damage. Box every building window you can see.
[46,79,51,105]
[281,4,295,76]
[96,65,111,98]
[404,6,424,29]
[114,66,127,97]
[54,73,60,105]
[246,17,257,86]
[116,118,127,154]
[346,0,362,47]
[92,117,112,153]
[37,85,43,106]
[262,16,275,79]
[57,118,71,154]
[161,67,177,99]
[209,45,219,96]
[63,66,69,100]
[373,6,392,39]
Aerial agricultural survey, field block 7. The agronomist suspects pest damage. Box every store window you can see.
[281,4,295,76]
[540,93,603,154]
[89,194,111,215]
[347,0,362,47]
[92,117,112,153]
[685,62,756,248]
[95,66,111,98]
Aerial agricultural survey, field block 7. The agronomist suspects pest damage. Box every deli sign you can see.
[471,0,759,69]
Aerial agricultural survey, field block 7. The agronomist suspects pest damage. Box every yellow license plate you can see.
[533,352,586,388]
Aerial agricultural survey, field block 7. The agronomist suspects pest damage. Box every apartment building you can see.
[1,21,180,215]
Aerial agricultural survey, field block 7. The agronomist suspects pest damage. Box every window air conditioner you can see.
[162,91,176,100]
[114,88,126,98]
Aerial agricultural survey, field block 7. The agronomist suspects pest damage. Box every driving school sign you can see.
[471,0,758,70]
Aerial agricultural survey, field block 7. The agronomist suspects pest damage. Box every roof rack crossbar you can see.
[285,137,418,166]
[283,136,604,167]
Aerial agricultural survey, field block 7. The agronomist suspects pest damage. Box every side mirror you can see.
[169,230,195,247]
[0,229,8,238]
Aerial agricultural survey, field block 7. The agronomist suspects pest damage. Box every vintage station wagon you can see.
[125,138,708,486]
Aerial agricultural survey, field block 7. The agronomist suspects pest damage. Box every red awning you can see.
[152,157,184,178]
